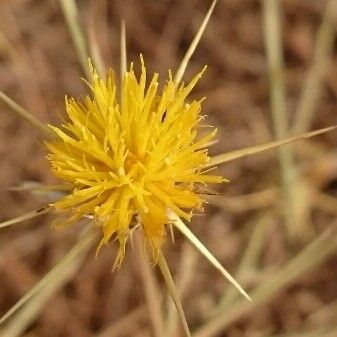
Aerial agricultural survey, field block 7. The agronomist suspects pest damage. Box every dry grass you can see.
[1,0,337,336]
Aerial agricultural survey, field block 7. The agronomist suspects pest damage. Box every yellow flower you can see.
[46,56,224,266]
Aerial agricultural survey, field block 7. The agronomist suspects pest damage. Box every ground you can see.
[0,0,337,336]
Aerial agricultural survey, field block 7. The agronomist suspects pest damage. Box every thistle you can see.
[46,58,225,266]
[1,1,337,336]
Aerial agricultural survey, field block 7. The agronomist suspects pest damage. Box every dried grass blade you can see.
[157,251,191,337]
[0,243,87,337]
[0,91,52,137]
[0,230,96,325]
[165,244,198,337]
[174,0,217,83]
[134,233,164,337]
[207,125,337,167]
[262,0,289,140]
[58,0,90,78]
[120,20,127,81]
[9,182,72,193]
[9,183,70,202]
[170,212,251,302]
[292,0,337,134]
[217,213,271,311]
[87,1,106,76]
[0,207,53,229]
[262,0,302,240]
[193,226,337,337]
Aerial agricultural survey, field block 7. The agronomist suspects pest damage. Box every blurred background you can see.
[1,0,337,336]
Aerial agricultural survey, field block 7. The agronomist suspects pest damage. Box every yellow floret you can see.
[46,56,224,266]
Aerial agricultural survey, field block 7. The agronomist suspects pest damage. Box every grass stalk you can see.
[0,206,53,229]
[134,233,164,337]
[59,0,90,78]
[262,0,301,240]
[0,229,96,325]
[120,20,127,82]
[292,0,337,134]
[170,212,251,302]
[164,243,198,337]
[157,251,191,337]
[0,241,88,337]
[87,0,106,76]
[193,225,337,337]
[9,183,72,193]
[207,125,337,167]
[0,91,52,137]
[174,0,217,83]
[216,212,271,311]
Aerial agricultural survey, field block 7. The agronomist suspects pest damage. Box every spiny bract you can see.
[46,57,224,266]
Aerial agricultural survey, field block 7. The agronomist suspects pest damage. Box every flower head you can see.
[46,56,224,265]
